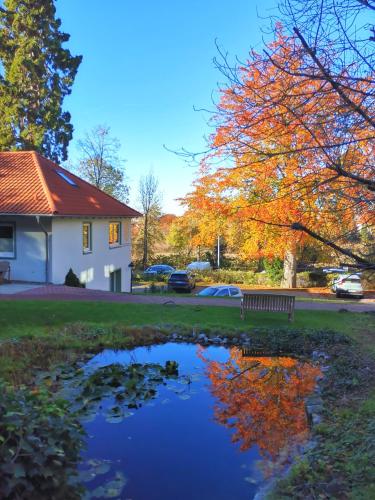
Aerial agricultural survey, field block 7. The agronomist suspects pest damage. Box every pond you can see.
[60,342,321,499]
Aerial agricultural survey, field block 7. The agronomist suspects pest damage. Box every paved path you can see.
[0,283,43,294]
[0,285,374,313]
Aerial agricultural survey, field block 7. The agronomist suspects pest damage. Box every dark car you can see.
[167,270,196,292]
[144,265,175,276]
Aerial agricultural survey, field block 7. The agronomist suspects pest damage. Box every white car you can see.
[323,267,348,274]
[331,274,363,298]
[197,285,242,298]
[186,261,212,271]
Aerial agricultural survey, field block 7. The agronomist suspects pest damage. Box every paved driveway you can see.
[0,284,374,313]
[0,283,44,295]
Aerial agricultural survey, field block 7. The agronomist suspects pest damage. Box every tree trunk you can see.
[142,213,148,269]
[282,244,297,288]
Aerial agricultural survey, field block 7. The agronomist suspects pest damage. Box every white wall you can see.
[0,216,51,283]
[51,217,132,292]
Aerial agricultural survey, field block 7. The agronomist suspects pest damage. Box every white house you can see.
[0,151,141,292]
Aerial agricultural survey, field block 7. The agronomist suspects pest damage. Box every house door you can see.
[110,269,122,292]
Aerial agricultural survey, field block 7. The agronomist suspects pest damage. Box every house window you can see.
[82,223,92,253]
[109,222,121,246]
[0,223,15,258]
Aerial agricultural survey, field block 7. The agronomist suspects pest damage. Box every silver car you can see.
[331,274,363,298]
[197,285,242,298]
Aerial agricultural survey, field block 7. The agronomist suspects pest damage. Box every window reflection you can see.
[109,222,121,246]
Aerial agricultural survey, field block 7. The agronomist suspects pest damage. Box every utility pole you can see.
[217,235,220,268]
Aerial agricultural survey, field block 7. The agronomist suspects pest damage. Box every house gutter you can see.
[35,216,49,283]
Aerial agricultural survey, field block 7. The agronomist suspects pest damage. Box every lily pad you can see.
[171,387,185,394]
[90,486,106,498]
[166,384,178,391]
[244,476,258,484]
[105,415,124,424]
[79,470,96,483]
[87,459,103,467]
[178,377,192,385]
[179,394,191,400]
[80,413,96,423]
[91,472,127,498]
[94,463,111,475]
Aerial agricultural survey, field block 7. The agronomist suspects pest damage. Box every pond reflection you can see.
[199,347,322,474]
[56,343,321,499]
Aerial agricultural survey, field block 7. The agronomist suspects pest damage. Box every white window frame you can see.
[82,222,92,254]
[0,222,16,259]
[109,221,122,248]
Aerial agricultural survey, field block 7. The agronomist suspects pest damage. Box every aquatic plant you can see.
[0,381,84,499]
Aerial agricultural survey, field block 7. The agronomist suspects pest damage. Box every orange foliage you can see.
[181,28,373,260]
[198,346,321,471]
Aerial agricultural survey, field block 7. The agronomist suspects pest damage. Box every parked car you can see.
[197,285,242,298]
[186,261,211,271]
[322,267,348,274]
[144,265,175,276]
[168,270,196,292]
[331,274,363,298]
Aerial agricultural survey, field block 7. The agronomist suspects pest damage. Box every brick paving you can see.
[0,284,374,313]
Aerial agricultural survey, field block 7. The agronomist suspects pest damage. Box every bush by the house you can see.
[64,268,84,288]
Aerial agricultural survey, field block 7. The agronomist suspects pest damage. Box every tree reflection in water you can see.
[199,346,321,474]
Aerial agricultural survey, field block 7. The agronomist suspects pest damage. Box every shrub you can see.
[297,271,328,287]
[64,268,84,288]
[308,271,328,286]
[149,254,188,269]
[0,382,84,498]
[296,272,311,288]
[263,258,284,285]
[193,269,271,286]
[361,270,375,290]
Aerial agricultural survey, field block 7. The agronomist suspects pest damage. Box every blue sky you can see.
[56,0,278,213]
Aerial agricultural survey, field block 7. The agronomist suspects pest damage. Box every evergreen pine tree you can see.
[0,0,82,161]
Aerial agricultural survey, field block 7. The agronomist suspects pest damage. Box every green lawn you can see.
[0,300,372,342]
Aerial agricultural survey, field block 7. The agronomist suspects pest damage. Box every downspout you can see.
[36,216,49,283]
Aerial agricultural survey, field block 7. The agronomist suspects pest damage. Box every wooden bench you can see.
[0,261,11,283]
[240,293,295,322]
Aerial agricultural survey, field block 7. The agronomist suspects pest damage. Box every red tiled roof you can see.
[0,151,141,217]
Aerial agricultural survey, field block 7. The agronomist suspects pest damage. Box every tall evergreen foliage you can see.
[0,0,82,162]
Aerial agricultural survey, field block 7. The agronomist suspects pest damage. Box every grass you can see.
[0,300,372,341]
[272,365,375,499]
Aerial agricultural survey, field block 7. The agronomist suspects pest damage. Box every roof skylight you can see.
[56,170,78,187]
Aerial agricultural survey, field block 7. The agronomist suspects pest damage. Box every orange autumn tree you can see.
[199,346,321,473]
[183,161,310,286]
[181,28,374,284]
